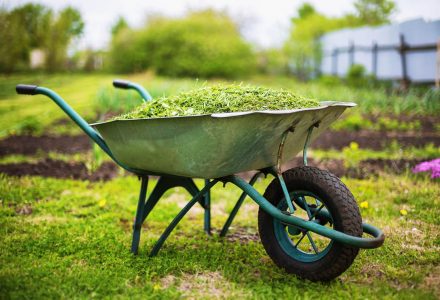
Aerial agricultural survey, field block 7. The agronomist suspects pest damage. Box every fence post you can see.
[398,34,410,89]
[349,41,355,67]
[332,48,338,76]
[372,41,378,78]
[436,39,440,88]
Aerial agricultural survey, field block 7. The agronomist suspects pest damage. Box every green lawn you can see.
[0,174,439,299]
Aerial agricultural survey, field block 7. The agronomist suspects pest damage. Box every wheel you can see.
[258,166,362,281]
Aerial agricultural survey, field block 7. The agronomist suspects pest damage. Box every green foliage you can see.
[331,112,422,132]
[109,10,256,78]
[352,0,397,25]
[45,7,84,72]
[318,75,342,86]
[111,16,128,36]
[297,3,316,19]
[94,86,143,116]
[0,7,32,72]
[423,88,440,112]
[0,4,84,73]
[375,116,421,131]
[108,28,149,73]
[332,112,373,131]
[284,6,354,80]
[15,116,45,135]
[114,84,318,119]
[346,64,367,87]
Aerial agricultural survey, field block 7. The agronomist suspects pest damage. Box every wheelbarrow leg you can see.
[131,176,149,254]
[204,179,211,235]
[132,176,209,255]
[150,180,218,256]
[220,172,262,237]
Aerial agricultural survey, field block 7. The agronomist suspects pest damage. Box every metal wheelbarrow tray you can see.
[16,81,385,282]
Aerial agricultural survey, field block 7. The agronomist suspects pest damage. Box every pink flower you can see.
[412,158,440,179]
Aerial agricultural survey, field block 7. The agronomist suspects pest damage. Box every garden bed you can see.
[0,158,119,181]
[1,128,438,157]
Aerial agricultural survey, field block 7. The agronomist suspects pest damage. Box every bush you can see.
[109,11,256,78]
[346,64,367,87]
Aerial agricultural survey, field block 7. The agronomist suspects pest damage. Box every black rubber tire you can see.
[258,166,363,281]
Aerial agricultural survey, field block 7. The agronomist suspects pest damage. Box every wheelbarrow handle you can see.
[16,84,39,95]
[112,79,153,102]
[15,84,113,159]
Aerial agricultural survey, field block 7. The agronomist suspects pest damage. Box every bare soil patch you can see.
[0,134,90,156]
[0,158,119,181]
[312,130,439,150]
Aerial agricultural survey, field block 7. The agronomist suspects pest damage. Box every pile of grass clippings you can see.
[114,84,319,119]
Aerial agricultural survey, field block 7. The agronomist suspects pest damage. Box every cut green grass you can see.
[0,173,439,299]
[113,84,319,119]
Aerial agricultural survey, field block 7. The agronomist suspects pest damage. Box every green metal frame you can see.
[15,80,385,258]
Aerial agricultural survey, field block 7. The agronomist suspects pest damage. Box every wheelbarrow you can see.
[16,81,384,281]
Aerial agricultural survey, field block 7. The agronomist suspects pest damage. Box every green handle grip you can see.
[112,79,152,102]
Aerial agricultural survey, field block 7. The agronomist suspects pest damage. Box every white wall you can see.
[320,18,440,82]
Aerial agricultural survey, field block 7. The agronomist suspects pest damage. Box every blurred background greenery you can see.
[0,0,400,79]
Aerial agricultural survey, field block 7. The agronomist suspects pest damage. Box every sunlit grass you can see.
[0,173,438,299]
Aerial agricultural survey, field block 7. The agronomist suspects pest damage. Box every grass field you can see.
[1,72,439,137]
[0,73,439,299]
[1,174,439,299]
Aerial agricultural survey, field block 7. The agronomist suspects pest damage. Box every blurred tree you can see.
[0,9,26,72]
[0,4,83,73]
[111,16,129,36]
[284,3,351,80]
[109,10,256,78]
[297,3,316,20]
[0,4,51,72]
[10,4,52,48]
[353,0,396,25]
[45,7,84,71]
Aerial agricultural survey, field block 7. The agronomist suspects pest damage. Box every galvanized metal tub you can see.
[92,102,355,179]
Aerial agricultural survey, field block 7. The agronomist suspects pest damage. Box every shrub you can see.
[109,11,256,78]
[346,64,367,87]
